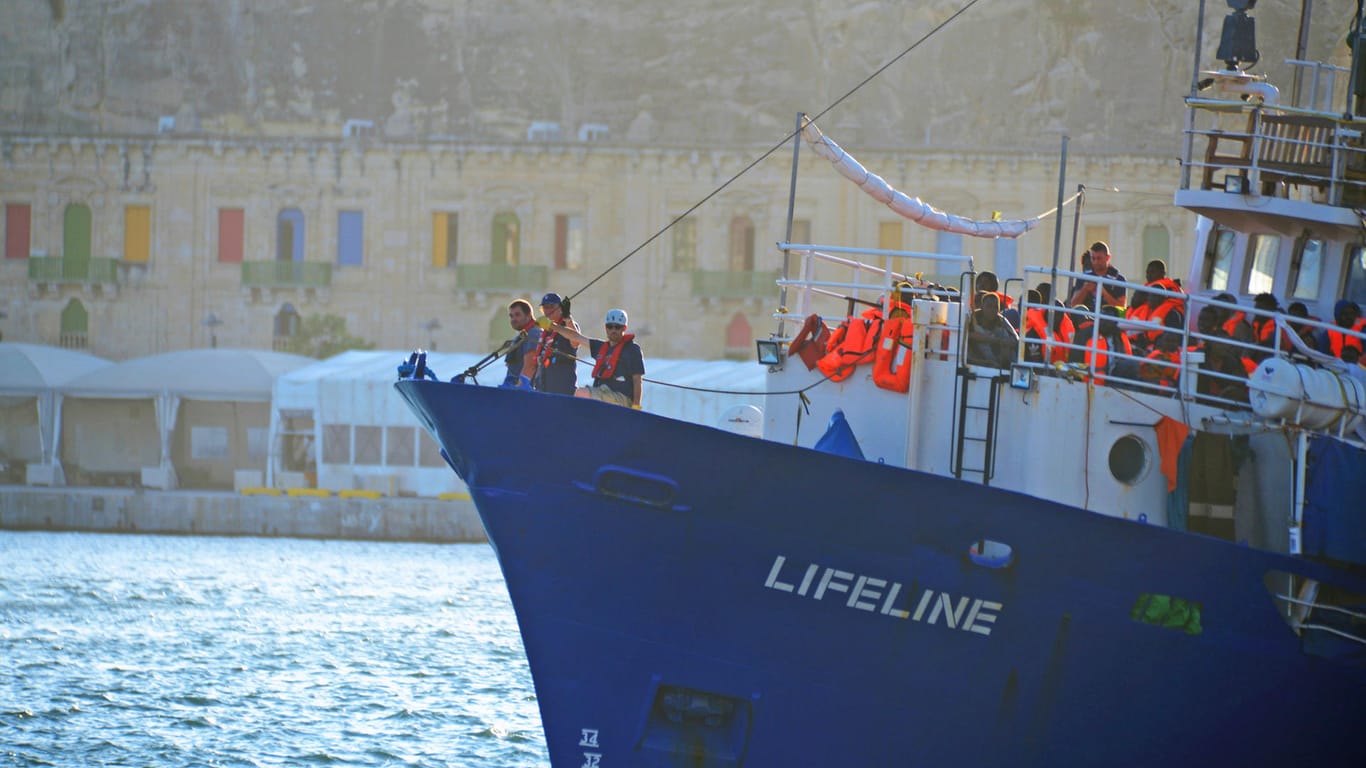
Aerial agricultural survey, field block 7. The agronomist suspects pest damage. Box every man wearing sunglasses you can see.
[542,307,645,409]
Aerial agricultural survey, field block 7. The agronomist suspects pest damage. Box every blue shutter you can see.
[337,211,363,266]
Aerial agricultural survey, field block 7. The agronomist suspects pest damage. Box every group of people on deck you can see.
[965,240,1366,401]
[498,293,645,409]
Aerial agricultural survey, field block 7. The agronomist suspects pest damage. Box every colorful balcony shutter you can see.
[218,209,244,263]
[5,204,30,259]
[337,210,363,266]
[124,205,150,263]
[63,204,91,267]
[432,212,448,268]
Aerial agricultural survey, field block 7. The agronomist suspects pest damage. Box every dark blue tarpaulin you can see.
[813,409,865,461]
[1304,437,1366,567]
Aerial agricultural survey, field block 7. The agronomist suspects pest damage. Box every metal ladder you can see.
[951,368,1005,485]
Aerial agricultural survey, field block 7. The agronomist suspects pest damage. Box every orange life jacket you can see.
[590,334,635,381]
[1140,279,1185,341]
[1083,333,1131,385]
[1024,308,1070,363]
[787,313,830,371]
[1252,315,1295,353]
[1327,318,1366,359]
[872,315,916,392]
[817,307,884,382]
[1139,347,1181,388]
[1221,311,1250,339]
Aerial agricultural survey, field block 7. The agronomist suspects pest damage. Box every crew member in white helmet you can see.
[541,307,645,408]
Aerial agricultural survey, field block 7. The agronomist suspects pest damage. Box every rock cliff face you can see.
[0,0,1351,152]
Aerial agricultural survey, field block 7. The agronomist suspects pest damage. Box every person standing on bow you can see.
[500,299,543,388]
[543,308,645,408]
[1068,241,1127,312]
[523,292,581,395]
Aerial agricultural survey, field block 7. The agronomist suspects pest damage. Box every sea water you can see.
[0,531,549,767]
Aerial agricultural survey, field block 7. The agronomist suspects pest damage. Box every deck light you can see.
[1224,172,1249,195]
[1217,0,1258,71]
[1009,364,1035,391]
[756,339,784,367]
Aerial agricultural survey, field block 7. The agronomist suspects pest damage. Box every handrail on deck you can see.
[1182,98,1366,204]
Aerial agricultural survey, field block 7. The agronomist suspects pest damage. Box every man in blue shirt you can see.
[500,299,542,388]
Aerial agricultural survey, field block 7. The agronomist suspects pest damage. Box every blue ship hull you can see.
[397,380,1366,767]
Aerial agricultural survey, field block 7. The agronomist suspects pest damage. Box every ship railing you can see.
[1271,592,1366,648]
[1283,59,1350,114]
[773,242,969,329]
[1181,95,1366,207]
[1016,267,1366,431]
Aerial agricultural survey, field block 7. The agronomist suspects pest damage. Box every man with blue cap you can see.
[523,292,581,395]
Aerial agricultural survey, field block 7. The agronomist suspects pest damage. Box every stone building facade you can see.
[0,132,1188,360]
[5,0,1331,360]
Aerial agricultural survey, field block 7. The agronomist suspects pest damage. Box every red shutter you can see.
[5,204,30,259]
[218,208,244,263]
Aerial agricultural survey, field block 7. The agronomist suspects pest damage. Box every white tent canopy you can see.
[270,350,771,496]
[57,348,313,488]
[0,343,111,483]
[61,348,313,401]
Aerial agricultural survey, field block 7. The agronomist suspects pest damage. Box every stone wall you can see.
[0,487,487,543]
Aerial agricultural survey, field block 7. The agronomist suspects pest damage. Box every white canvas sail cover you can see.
[801,118,1045,239]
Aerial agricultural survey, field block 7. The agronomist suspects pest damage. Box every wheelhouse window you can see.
[1202,227,1236,291]
[1344,245,1366,308]
[1244,234,1280,295]
[1288,236,1323,300]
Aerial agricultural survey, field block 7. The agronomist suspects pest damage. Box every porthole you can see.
[1108,435,1148,486]
[968,539,1014,569]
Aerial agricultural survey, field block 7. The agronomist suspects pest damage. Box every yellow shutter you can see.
[432,212,448,268]
[124,205,151,263]
[878,221,903,252]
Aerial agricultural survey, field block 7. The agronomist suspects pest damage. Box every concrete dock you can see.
[0,487,487,543]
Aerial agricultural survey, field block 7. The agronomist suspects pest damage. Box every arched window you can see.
[1142,225,1170,270]
[491,211,520,266]
[273,303,300,351]
[729,216,755,272]
[726,312,752,353]
[63,203,92,275]
[60,298,88,350]
[277,208,305,262]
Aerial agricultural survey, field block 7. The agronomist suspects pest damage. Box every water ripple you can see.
[2,531,548,767]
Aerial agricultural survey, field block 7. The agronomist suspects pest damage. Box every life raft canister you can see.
[787,313,831,371]
[873,315,916,392]
[817,307,883,382]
